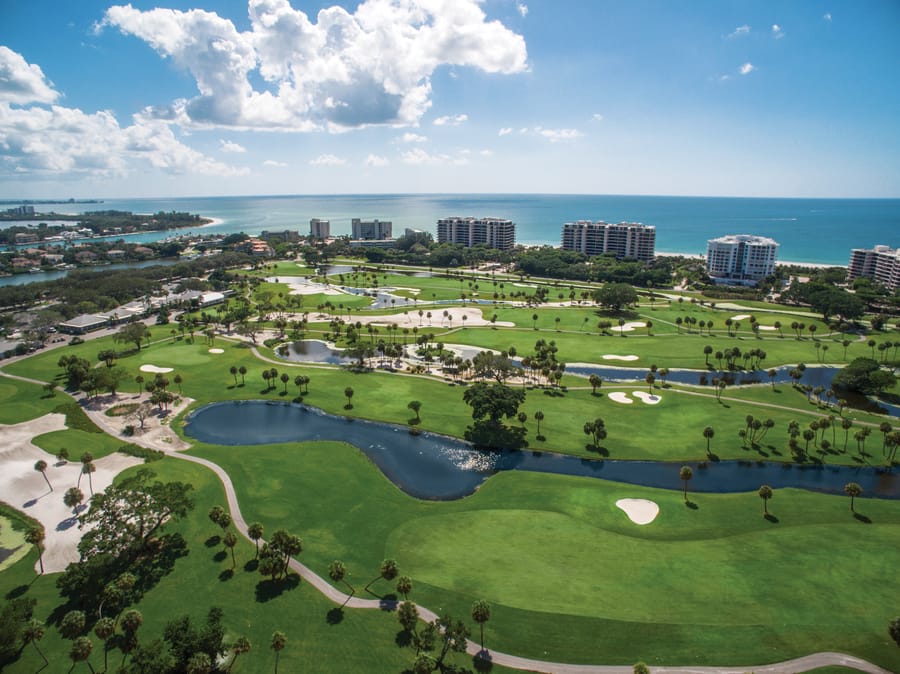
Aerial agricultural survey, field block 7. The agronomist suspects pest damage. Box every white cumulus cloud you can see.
[592,113,604,122]
[772,24,785,39]
[0,47,60,105]
[740,62,756,75]
[401,132,427,143]
[517,3,528,17]
[219,139,247,153]
[0,48,245,179]
[433,113,468,126]
[727,25,750,38]
[537,127,582,142]
[498,127,512,136]
[309,153,346,166]
[263,159,288,167]
[400,147,467,165]
[365,154,389,167]
[99,0,527,131]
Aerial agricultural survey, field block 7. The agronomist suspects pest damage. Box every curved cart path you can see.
[171,450,893,674]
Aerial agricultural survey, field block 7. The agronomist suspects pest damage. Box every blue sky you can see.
[1,0,898,198]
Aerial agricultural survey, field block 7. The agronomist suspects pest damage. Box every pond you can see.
[279,339,354,365]
[183,401,899,501]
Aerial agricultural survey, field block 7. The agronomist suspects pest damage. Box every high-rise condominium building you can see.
[706,234,779,283]
[309,218,330,239]
[848,245,900,292]
[560,221,656,261]
[436,217,516,250]
[351,218,392,240]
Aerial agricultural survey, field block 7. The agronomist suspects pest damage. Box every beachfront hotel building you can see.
[706,234,779,284]
[436,217,516,251]
[351,218,392,240]
[309,218,330,239]
[847,245,900,292]
[560,221,656,261]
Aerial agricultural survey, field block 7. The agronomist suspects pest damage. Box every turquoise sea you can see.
[4,193,900,266]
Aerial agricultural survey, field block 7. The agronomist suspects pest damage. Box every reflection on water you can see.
[184,400,899,501]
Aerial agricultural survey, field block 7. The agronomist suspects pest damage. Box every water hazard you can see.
[183,400,899,501]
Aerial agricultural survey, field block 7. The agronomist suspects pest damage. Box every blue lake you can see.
[183,400,899,501]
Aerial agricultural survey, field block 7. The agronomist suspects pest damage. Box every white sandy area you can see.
[208,348,224,354]
[602,354,639,361]
[616,498,660,525]
[632,390,661,405]
[731,314,751,321]
[317,307,514,328]
[610,321,646,333]
[0,414,143,573]
[758,325,777,331]
[513,282,537,288]
[607,392,633,404]
[140,364,173,373]
[275,277,344,296]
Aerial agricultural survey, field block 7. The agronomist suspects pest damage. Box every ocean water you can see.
[4,193,899,266]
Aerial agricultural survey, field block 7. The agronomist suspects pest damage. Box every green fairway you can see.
[0,376,60,424]
[191,439,900,669]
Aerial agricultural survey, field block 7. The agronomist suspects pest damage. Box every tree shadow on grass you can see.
[244,558,259,573]
[255,574,300,603]
[218,569,234,582]
[706,452,720,462]
[5,584,29,600]
[395,629,413,648]
[205,535,220,547]
[326,607,344,625]
[584,444,609,457]
[212,550,227,563]
[853,512,872,524]
[685,500,699,510]
[474,652,494,672]
[764,513,779,524]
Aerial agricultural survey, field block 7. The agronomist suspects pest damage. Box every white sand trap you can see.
[632,390,661,405]
[610,321,647,333]
[758,325,777,331]
[616,498,660,525]
[208,348,224,354]
[731,314,751,321]
[140,364,173,373]
[602,354,640,361]
[608,392,633,404]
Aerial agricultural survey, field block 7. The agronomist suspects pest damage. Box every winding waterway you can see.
[183,400,899,501]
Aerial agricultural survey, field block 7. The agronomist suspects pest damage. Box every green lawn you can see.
[0,457,488,674]
[0,376,60,424]
[191,439,900,670]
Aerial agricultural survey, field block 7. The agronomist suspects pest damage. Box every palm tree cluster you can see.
[258,529,302,582]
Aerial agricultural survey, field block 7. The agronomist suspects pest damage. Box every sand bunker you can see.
[610,321,647,333]
[632,391,661,405]
[616,498,660,525]
[731,314,751,321]
[208,348,224,354]
[274,278,344,296]
[608,392,633,404]
[758,325,777,331]
[602,354,639,361]
[140,364,173,373]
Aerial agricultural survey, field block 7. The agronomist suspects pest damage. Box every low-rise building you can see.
[58,314,110,334]
[847,244,900,292]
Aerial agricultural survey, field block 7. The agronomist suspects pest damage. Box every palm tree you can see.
[229,366,238,385]
[534,410,545,438]
[703,345,713,367]
[844,482,862,512]
[645,373,655,393]
[23,619,48,667]
[758,485,773,515]
[532,313,538,329]
[396,575,413,600]
[471,599,492,651]
[25,526,45,574]
[231,636,251,672]
[328,559,355,595]
[679,466,693,501]
[880,422,893,455]
[408,400,422,422]
[94,617,115,673]
[344,386,354,409]
[589,374,602,395]
[34,459,52,492]
[64,487,84,517]
[174,373,183,394]
[238,365,247,385]
[224,531,238,568]
[69,636,94,673]
[82,462,96,496]
[248,522,264,558]
[703,426,715,454]
[270,631,287,673]
[187,652,212,674]
[364,558,399,594]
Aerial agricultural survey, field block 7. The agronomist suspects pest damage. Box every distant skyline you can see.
[1,0,899,199]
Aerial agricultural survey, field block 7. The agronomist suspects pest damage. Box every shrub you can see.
[117,443,163,462]
[52,402,102,433]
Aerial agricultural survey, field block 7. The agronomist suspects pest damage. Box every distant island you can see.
[0,198,104,206]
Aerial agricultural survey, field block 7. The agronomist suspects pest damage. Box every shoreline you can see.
[654,251,844,269]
